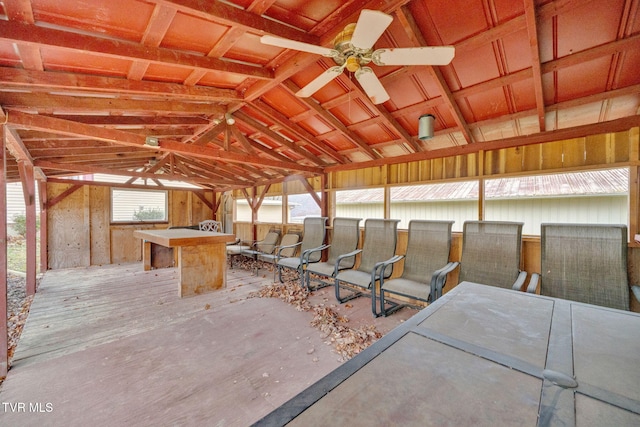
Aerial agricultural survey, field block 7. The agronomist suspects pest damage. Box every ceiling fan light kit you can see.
[260,9,455,105]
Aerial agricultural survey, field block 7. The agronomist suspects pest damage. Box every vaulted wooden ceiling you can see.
[1,0,639,190]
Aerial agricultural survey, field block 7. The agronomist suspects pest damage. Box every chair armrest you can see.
[526,273,540,294]
[276,241,302,258]
[301,244,329,264]
[333,249,362,276]
[434,261,459,301]
[511,270,528,292]
[381,255,405,267]
[631,285,640,304]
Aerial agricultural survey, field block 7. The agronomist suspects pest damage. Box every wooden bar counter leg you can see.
[142,241,152,271]
[178,243,227,297]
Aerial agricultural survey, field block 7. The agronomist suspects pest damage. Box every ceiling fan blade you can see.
[350,9,393,51]
[296,65,345,98]
[260,35,338,57]
[355,67,390,104]
[372,46,455,66]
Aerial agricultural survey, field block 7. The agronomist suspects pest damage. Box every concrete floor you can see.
[0,262,417,426]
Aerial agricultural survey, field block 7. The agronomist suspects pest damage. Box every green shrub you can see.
[12,213,40,237]
[132,206,165,221]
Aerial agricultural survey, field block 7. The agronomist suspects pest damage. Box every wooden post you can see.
[38,180,48,271]
[0,126,8,378]
[18,161,37,295]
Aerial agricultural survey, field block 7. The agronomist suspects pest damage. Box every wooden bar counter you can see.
[134,228,236,297]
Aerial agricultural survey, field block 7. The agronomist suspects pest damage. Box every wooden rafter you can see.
[396,6,474,144]
[0,20,273,80]
[523,0,547,131]
[6,112,322,174]
[0,68,240,103]
[281,80,382,159]
[247,100,348,164]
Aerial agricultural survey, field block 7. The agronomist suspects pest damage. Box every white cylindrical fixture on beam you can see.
[418,114,435,140]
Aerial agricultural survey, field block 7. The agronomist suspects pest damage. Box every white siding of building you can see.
[335,203,384,221]
[485,195,627,235]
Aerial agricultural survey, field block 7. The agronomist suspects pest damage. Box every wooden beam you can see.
[128,3,177,80]
[0,20,273,80]
[247,100,348,164]
[7,112,322,174]
[17,161,37,295]
[46,183,82,209]
[4,125,32,163]
[294,175,322,208]
[396,6,474,144]
[0,125,8,378]
[233,111,327,166]
[0,92,225,115]
[46,176,219,193]
[37,178,48,272]
[326,115,640,173]
[524,0,546,131]
[156,0,320,44]
[193,190,214,211]
[0,68,240,103]
[281,80,383,159]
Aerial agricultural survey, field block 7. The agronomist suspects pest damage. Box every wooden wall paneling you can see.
[432,158,444,180]
[191,190,213,224]
[408,161,420,183]
[420,159,432,182]
[444,156,456,179]
[484,150,501,176]
[110,224,161,263]
[170,190,190,226]
[89,185,110,265]
[523,144,542,172]
[234,223,253,244]
[585,134,608,166]
[562,137,587,168]
[504,147,524,174]
[47,183,91,269]
[541,140,564,170]
[614,128,633,163]
[387,163,399,184]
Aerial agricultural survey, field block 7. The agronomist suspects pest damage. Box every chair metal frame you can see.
[276,217,328,286]
[529,223,640,311]
[303,217,362,291]
[333,218,400,304]
[435,220,530,300]
[374,220,455,317]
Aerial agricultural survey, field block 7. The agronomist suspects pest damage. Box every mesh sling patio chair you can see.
[199,220,221,232]
[528,223,640,311]
[240,229,281,275]
[435,221,529,300]
[334,218,400,304]
[258,231,301,279]
[374,220,455,317]
[276,217,328,286]
[304,217,361,291]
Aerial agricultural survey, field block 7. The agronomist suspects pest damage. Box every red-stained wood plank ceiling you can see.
[0,0,638,190]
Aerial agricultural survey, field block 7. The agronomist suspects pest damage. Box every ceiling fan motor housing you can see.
[332,23,373,70]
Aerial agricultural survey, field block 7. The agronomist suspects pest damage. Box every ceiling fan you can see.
[260,9,455,104]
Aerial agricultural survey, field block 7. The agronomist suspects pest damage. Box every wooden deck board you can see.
[0,262,416,425]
